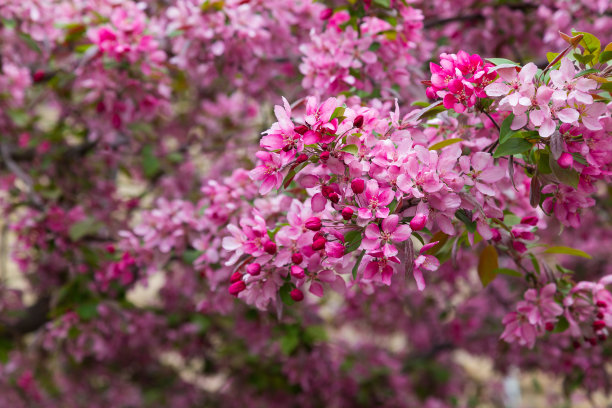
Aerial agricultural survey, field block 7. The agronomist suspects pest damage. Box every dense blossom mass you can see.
[0,0,611,406]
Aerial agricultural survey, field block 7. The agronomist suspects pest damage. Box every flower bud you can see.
[264,241,277,255]
[230,271,243,283]
[321,185,334,197]
[512,241,527,253]
[291,265,305,279]
[341,207,354,220]
[328,192,340,203]
[593,320,606,331]
[312,238,326,251]
[246,263,261,276]
[282,144,293,152]
[294,125,308,135]
[320,151,330,161]
[409,214,427,231]
[557,152,573,169]
[353,115,364,128]
[32,70,45,82]
[228,281,246,297]
[291,253,303,264]
[490,228,501,242]
[545,322,555,331]
[596,301,608,308]
[290,288,304,301]
[305,217,322,231]
[319,7,333,20]
[351,178,365,194]
[313,232,325,242]
[520,216,539,226]
[296,154,308,163]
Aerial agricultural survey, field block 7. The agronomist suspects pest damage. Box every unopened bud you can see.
[341,207,354,220]
[264,241,277,255]
[291,253,303,264]
[353,115,364,128]
[351,178,365,194]
[229,281,246,297]
[305,217,322,231]
[246,263,261,276]
[291,265,305,279]
[290,288,304,301]
[557,152,573,169]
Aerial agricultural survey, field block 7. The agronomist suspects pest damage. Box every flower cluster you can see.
[426,50,497,112]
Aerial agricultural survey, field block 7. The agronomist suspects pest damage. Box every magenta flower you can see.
[248,151,290,195]
[361,215,412,257]
[412,242,440,291]
[260,97,303,152]
[363,251,400,285]
[357,179,394,219]
[459,152,505,196]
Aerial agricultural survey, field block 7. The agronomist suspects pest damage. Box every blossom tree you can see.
[0,0,611,406]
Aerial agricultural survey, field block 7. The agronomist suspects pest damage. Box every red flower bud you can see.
[320,151,330,161]
[593,320,606,331]
[228,281,246,297]
[32,70,45,82]
[596,301,608,308]
[353,115,364,128]
[557,152,573,169]
[291,265,305,279]
[410,214,427,231]
[351,178,365,194]
[291,253,303,264]
[230,271,243,283]
[264,241,277,255]
[490,228,501,242]
[305,217,322,231]
[312,238,326,251]
[545,322,555,331]
[294,125,308,135]
[520,216,539,226]
[246,263,261,276]
[328,192,340,203]
[319,7,333,20]
[341,207,354,220]
[296,154,308,163]
[290,288,304,301]
[321,185,334,197]
[313,232,325,242]
[282,145,293,152]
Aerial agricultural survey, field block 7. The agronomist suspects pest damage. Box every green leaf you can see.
[341,144,359,155]
[493,138,532,158]
[279,327,299,355]
[69,217,102,241]
[352,250,365,280]
[573,52,594,66]
[344,230,363,254]
[599,51,612,63]
[553,316,569,333]
[142,145,161,178]
[455,209,476,233]
[279,283,295,306]
[330,106,346,121]
[485,58,519,66]
[493,268,522,278]
[499,113,515,144]
[429,138,463,151]
[546,52,560,63]
[544,246,592,259]
[18,32,42,54]
[549,154,579,188]
[575,68,598,78]
[76,301,99,321]
[478,245,499,287]
[373,0,390,7]
[167,29,183,37]
[574,31,601,57]
[182,250,204,265]
[304,325,327,344]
